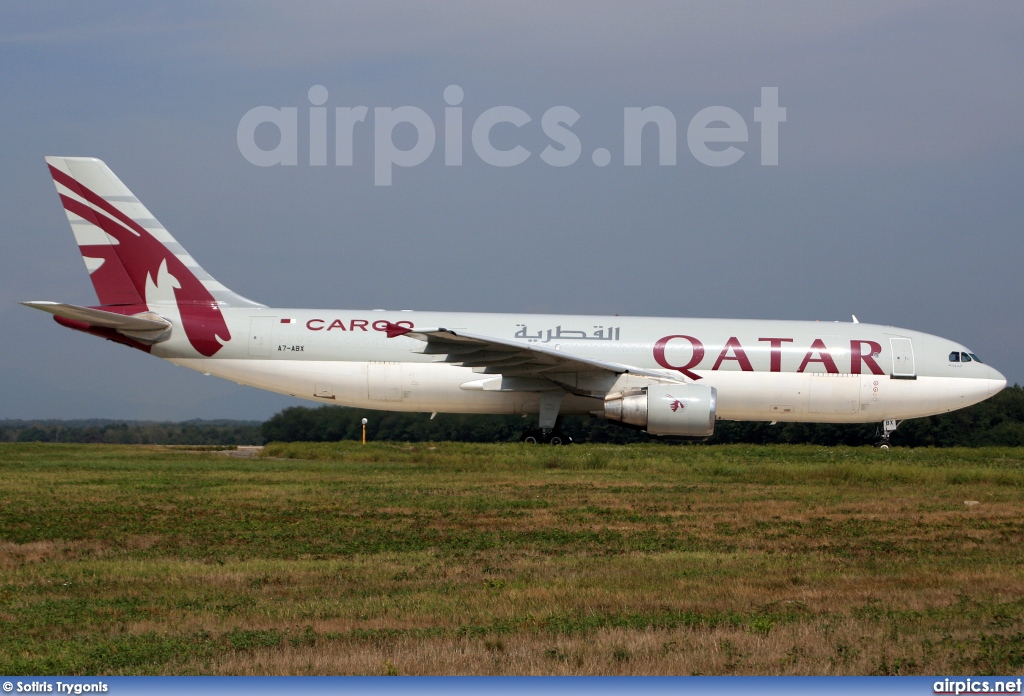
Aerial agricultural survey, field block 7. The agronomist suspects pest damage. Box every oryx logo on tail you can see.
[44,157,260,356]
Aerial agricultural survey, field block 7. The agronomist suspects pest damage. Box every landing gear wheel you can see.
[524,411,571,444]
[522,429,542,444]
[873,419,899,449]
[521,429,572,445]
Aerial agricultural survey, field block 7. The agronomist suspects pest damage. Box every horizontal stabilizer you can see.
[20,301,172,344]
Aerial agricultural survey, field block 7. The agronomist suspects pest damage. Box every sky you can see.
[1,1,1022,421]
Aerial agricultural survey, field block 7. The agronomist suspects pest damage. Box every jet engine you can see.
[603,383,717,437]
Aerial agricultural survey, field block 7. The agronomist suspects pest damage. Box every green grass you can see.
[1,442,1022,675]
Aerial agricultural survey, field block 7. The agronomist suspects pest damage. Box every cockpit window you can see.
[970,353,983,364]
[961,352,972,363]
[949,351,960,363]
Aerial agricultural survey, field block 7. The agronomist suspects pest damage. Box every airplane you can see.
[22,157,1007,447]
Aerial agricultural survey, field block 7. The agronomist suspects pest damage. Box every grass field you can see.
[1,442,1022,675]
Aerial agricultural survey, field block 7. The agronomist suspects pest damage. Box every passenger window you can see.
[961,352,972,362]
[969,353,983,363]
[949,351,960,362]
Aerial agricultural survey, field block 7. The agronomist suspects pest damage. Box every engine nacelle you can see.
[603,383,717,437]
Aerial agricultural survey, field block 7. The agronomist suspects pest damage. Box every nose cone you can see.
[988,366,1008,397]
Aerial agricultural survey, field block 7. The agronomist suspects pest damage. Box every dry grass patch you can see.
[182,619,1017,676]
[1,442,1021,674]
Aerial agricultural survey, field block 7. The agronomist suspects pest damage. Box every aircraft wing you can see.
[383,322,680,384]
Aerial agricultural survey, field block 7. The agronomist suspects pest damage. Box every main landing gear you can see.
[521,391,572,445]
[875,419,900,449]
[521,422,573,445]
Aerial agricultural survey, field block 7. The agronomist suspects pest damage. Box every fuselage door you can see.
[368,361,402,401]
[889,337,916,379]
[248,317,276,357]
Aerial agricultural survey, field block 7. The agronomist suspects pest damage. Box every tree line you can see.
[262,384,1024,447]
[4,385,1022,447]
[0,419,263,445]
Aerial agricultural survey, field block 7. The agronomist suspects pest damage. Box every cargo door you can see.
[808,375,860,414]
[368,362,402,402]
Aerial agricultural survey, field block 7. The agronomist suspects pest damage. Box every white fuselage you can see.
[156,308,1005,424]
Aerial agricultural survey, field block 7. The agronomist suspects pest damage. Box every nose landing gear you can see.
[875,419,900,449]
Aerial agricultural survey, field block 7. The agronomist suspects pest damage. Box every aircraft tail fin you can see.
[44,156,262,309]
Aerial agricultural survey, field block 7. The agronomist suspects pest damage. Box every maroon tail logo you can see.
[50,165,230,357]
[669,399,685,413]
